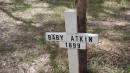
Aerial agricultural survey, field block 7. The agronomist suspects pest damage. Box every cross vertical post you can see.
[64,9,79,73]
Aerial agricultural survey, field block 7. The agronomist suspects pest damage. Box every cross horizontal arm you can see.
[45,32,98,43]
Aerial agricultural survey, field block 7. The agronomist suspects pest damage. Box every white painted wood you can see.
[64,33,98,43]
[59,42,86,49]
[46,32,98,44]
[86,33,98,44]
[63,9,79,73]
[45,32,65,41]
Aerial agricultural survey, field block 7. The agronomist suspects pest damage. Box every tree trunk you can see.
[75,0,87,73]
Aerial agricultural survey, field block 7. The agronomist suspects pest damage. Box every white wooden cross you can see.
[45,9,98,73]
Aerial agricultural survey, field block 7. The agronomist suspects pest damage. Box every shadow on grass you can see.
[0,40,16,54]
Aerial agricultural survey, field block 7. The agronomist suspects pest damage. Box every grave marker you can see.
[45,9,99,73]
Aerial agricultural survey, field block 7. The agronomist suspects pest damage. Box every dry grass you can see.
[1,0,130,73]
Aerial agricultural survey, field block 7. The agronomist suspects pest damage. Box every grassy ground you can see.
[87,0,130,73]
[0,0,130,73]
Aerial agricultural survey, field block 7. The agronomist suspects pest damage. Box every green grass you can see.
[92,28,106,34]
[23,52,39,64]
[87,48,126,73]
[122,34,130,42]
[47,0,74,8]
[49,6,67,17]
[88,0,104,18]
[127,65,130,72]
[12,4,31,11]
[44,43,69,73]
[11,0,31,11]
[0,42,16,54]
[36,36,46,47]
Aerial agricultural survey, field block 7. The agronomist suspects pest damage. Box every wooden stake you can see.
[76,0,88,73]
